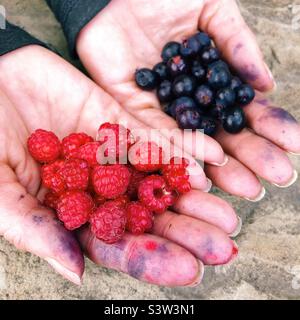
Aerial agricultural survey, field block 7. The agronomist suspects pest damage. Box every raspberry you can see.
[41,160,66,194]
[57,191,94,230]
[62,133,93,159]
[77,142,101,167]
[127,166,148,199]
[129,141,164,172]
[28,129,61,163]
[138,175,178,214]
[113,194,130,208]
[97,123,134,161]
[90,200,127,244]
[60,159,89,191]
[126,201,153,235]
[44,191,59,210]
[92,164,131,199]
[94,194,107,206]
[162,157,191,194]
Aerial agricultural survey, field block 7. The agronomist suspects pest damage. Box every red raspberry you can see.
[60,159,89,191]
[114,194,130,208]
[28,129,61,163]
[92,164,131,199]
[129,141,164,172]
[76,142,101,167]
[62,133,93,159]
[97,123,134,161]
[44,191,59,210]
[138,175,178,214]
[90,200,127,244]
[162,157,191,194]
[57,191,94,230]
[127,166,148,199]
[126,201,153,235]
[93,194,107,206]
[41,160,66,194]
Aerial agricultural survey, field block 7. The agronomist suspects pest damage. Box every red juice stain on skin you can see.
[145,241,158,251]
[232,244,239,258]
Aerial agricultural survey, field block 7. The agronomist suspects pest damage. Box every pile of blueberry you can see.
[135,31,255,136]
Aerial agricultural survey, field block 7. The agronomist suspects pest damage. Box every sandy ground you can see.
[0,0,300,300]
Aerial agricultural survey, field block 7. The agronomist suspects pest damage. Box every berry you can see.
[200,47,220,65]
[161,42,181,62]
[28,129,61,163]
[113,194,130,208]
[236,84,255,106]
[77,142,101,167]
[60,159,89,191]
[199,117,218,137]
[126,201,153,235]
[127,166,148,199]
[191,60,206,82]
[90,201,127,244]
[135,68,159,91]
[167,56,189,77]
[216,87,236,108]
[194,32,211,49]
[166,97,198,119]
[222,106,246,134]
[230,76,242,91]
[157,80,173,103]
[41,160,65,194]
[153,62,169,81]
[92,164,131,199]
[62,133,93,159]
[44,191,59,210]
[176,109,202,130]
[57,191,94,230]
[194,85,214,108]
[162,157,191,194]
[138,175,177,214]
[207,64,231,89]
[180,36,201,58]
[129,141,164,172]
[94,194,107,206]
[210,100,228,120]
[172,75,196,97]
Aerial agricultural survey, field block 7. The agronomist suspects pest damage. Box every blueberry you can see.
[236,84,255,106]
[167,56,189,78]
[135,68,159,90]
[208,60,230,73]
[153,62,170,81]
[180,36,201,58]
[207,64,231,89]
[216,87,236,107]
[166,97,198,118]
[199,117,218,136]
[172,75,196,97]
[157,80,173,103]
[210,100,228,120]
[230,76,243,91]
[161,42,181,62]
[222,106,246,133]
[194,32,211,49]
[194,85,214,108]
[176,109,202,130]
[191,60,206,82]
[200,47,220,65]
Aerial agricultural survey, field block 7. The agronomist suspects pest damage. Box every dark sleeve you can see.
[46,0,111,57]
[0,15,50,56]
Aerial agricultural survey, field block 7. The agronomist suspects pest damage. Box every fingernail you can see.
[273,170,298,188]
[187,260,205,287]
[264,62,277,92]
[245,187,266,202]
[203,178,212,193]
[288,151,300,156]
[46,258,82,285]
[209,154,229,167]
[230,216,243,238]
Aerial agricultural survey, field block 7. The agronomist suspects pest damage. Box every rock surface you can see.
[0,0,299,300]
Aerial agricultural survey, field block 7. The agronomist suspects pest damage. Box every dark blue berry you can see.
[153,62,169,81]
[210,100,228,120]
[236,84,255,106]
[194,32,211,49]
[176,109,202,130]
[191,60,206,82]
[167,56,189,78]
[180,36,201,58]
[222,106,246,133]
[207,64,231,89]
[194,85,214,108]
[230,76,243,91]
[135,68,159,90]
[200,47,220,65]
[166,97,198,118]
[161,42,181,62]
[172,75,196,97]
[216,87,236,108]
[199,117,218,136]
[157,80,173,103]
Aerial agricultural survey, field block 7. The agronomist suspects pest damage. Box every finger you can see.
[152,211,238,266]
[205,155,265,201]
[199,0,275,91]
[78,227,204,287]
[215,129,297,187]
[245,95,300,154]
[0,165,84,285]
[173,189,238,234]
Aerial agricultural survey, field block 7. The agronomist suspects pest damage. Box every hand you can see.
[77,0,300,201]
[0,45,239,286]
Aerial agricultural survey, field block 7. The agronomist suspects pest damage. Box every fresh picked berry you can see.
[28,129,61,163]
[191,60,206,82]
[199,117,218,137]
[207,64,231,89]
[166,96,198,118]
[57,190,94,230]
[210,100,228,120]
[230,76,243,91]
[180,36,201,58]
[135,68,159,91]
[126,201,153,235]
[138,175,177,214]
[236,84,255,106]
[153,62,169,81]
[161,41,181,62]
[90,200,127,244]
[62,133,93,159]
[176,109,202,130]
[157,80,173,103]
[172,75,196,97]
[167,56,189,77]
[194,32,211,49]
[194,85,215,109]
[127,166,148,199]
[92,164,131,199]
[222,106,246,133]
[44,191,59,210]
[200,47,220,65]
[77,142,101,167]
[41,160,65,194]
[216,87,236,108]
[113,194,130,208]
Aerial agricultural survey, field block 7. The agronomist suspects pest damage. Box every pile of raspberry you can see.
[27,123,192,244]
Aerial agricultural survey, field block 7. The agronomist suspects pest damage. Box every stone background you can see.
[0,0,300,300]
